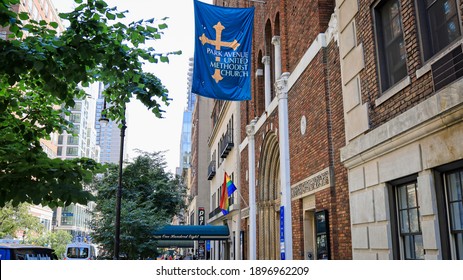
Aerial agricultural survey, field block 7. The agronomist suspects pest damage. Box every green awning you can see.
[152,225,229,240]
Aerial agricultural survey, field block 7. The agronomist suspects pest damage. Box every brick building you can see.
[339,0,463,259]
[208,0,352,260]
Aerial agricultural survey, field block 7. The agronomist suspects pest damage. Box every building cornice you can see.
[341,81,463,168]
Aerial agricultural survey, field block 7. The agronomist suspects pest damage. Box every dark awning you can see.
[152,225,229,240]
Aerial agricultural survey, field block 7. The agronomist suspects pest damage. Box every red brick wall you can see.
[288,51,330,184]
[286,39,351,260]
[357,0,439,129]
[235,0,351,260]
[282,0,335,72]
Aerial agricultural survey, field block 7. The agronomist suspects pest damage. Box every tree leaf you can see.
[49,22,59,29]
[106,12,116,20]
[18,12,29,21]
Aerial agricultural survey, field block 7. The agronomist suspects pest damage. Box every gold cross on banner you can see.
[199,22,240,83]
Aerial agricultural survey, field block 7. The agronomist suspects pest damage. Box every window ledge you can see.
[375,76,411,107]
[415,64,431,79]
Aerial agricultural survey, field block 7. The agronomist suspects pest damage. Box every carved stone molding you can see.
[276,72,290,100]
[271,35,281,46]
[246,119,257,137]
[291,167,331,200]
[262,55,271,65]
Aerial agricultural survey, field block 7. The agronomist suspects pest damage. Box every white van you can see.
[64,243,98,260]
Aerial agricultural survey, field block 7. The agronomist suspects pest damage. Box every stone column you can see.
[272,36,281,80]
[246,118,257,260]
[262,56,271,108]
[276,72,293,259]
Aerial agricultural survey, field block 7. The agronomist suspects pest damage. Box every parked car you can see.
[0,243,58,260]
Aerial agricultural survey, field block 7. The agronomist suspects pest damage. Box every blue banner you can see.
[192,0,254,101]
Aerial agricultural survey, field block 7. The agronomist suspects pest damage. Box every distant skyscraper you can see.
[177,58,196,175]
[55,98,93,159]
[53,85,100,239]
[94,83,127,164]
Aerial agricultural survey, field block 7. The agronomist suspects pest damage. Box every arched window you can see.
[264,19,275,99]
[254,50,265,117]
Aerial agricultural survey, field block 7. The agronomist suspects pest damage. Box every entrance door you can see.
[303,209,316,260]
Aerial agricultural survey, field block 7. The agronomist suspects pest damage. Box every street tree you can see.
[28,230,73,259]
[90,151,186,259]
[0,0,177,207]
[0,202,45,240]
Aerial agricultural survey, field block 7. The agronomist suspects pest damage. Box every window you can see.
[72,102,82,111]
[444,168,463,259]
[66,247,89,259]
[70,124,80,135]
[67,136,79,145]
[416,0,461,61]
[397,181,424,259]
[57,135,64,145]
[190,212,195,225]
[70,113,81,123]
[374,0,408,92]
[389,177,424,260]
[66,147,78,156]
[212,193,217,210]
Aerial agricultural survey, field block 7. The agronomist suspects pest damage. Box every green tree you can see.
[0,0,177,207]
[28,230,73,259]
[90,151,186,259]
[49,230,73,259]
[0,202,45,240]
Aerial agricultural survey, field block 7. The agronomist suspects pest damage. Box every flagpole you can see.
[235,188,249,208]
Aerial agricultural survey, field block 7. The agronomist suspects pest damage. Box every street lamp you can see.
[98,98,109,125]
[114,106,126,260]
[99,100,126,260]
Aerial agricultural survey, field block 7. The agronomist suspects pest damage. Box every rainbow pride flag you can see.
[219,172,237,215]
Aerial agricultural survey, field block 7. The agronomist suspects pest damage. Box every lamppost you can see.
[99,100,126,260]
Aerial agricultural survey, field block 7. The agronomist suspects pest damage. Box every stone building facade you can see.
[338,0,463,259]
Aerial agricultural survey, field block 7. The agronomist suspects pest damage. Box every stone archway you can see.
[257,132,280,260]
